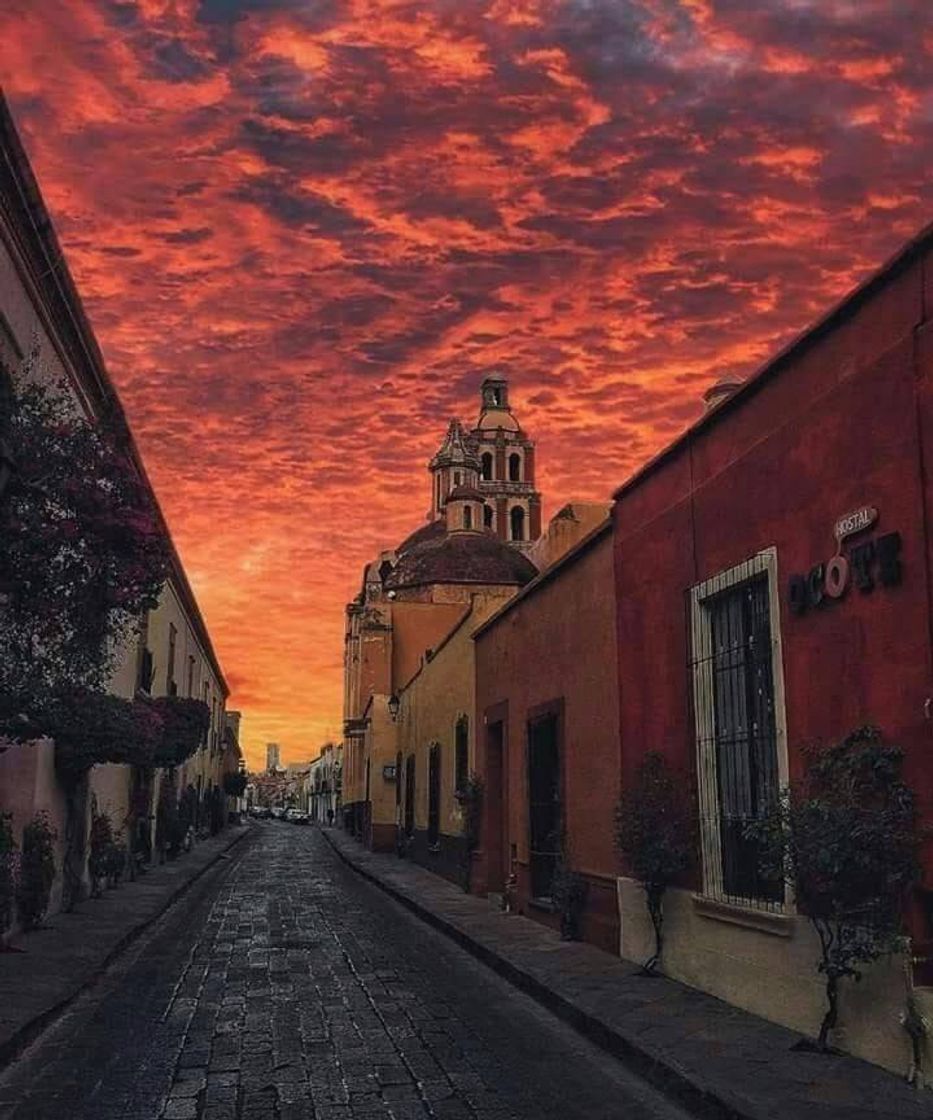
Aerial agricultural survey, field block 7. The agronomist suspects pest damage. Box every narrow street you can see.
[0,825,690,1120]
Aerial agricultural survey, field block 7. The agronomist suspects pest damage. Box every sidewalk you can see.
[322,827,932,1120]
[0,822,252,1070]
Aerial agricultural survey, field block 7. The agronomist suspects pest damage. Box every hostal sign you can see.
[789,505,902,614]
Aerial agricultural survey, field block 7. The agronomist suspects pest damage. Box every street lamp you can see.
[387,694,400,722]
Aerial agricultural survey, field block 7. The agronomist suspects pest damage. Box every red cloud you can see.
[2,0,931,765]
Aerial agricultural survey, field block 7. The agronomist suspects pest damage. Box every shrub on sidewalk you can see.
[0,813,17,937]
[88,808,124,896]
[615,752,692,975]
[16,812,57,930]
[457,774,483,892]
[551,852,588,941]
[748,726,918,1052]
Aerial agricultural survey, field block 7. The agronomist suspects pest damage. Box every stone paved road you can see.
[0,825,692,1120]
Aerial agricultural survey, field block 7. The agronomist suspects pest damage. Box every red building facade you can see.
[612,224,933,1072]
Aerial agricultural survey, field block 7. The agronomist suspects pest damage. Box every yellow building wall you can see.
[363,696,399,847]
[398,591,517,843]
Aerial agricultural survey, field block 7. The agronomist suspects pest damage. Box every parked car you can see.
[271,807,286,820]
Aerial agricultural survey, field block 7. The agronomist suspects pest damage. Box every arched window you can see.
[510,506,525,541]
[463,505,473,530]
[509,453,521,481]
[483,504,493,529]
[454,471,461,486]
[481,452,493,481]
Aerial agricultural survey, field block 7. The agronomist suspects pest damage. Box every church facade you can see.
[341,376,540,852]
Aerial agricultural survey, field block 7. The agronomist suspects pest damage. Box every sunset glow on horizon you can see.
[2,0,931,767]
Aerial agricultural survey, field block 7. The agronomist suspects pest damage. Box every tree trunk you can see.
[61,772,89,912]
[643,888,664,975]
[818,972,839,1051]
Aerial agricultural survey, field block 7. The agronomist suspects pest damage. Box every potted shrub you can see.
[457,774,483,892]
[88,807,124,895]
[0,813,17,942]
[615,751,692,975]
[551,849,588,940]
[16,812,57,930]
[749,726,918,1052]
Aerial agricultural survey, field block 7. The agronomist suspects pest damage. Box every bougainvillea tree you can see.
[0,376,170,700]
[149,696,211,769]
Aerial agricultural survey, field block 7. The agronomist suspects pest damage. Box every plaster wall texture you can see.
[612,235,933,1072]
[362,697,399,846]
[1,132,229,918]
[475,529,620,951]
[397,592,514,847]
[0,233,79,404]
[617,878,925,1077]
[526,503,610,572]
[0,740,68,918]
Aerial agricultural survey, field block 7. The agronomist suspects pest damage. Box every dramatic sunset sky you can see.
[2,1,931,766]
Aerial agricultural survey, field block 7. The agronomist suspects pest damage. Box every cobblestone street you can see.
[0,825,689,1120]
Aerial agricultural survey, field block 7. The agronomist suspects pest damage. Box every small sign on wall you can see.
[789,505,902,615]
[382,765,397,782]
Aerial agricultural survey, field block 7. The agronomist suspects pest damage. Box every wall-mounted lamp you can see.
[387,693,400,722]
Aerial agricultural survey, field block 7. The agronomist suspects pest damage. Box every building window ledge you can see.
[692,894,795,938]
[689,891,792,936]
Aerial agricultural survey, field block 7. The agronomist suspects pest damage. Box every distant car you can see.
[271,807,286,820]
[284,808,302,822]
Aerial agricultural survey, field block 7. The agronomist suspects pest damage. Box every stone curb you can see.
[322,828,739,1120]
[0,823,253,1072]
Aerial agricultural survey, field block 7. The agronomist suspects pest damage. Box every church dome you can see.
[475,407,519,433]
[384,532,537,591]
[396,518,446,555]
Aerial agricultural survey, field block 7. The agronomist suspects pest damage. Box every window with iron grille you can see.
[689,550,787,910]
[428,743,441,848]
[527,711,561,901]
[454,716,468,794]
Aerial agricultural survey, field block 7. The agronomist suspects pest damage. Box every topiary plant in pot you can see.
[615,751,692,975]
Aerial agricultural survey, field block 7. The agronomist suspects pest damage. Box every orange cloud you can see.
[1,0,931,767]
